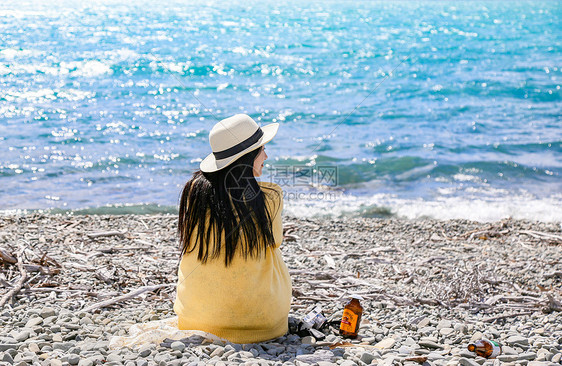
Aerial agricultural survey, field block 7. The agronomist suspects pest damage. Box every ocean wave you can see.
[283,190,562,222]
[4,189,559,223]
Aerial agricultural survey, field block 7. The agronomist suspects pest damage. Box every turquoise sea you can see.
[0,0,561,221]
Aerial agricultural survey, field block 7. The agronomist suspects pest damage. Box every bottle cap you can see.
[349,294,364,300]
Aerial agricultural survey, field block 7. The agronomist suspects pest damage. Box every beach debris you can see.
[0,246,28,308]
[301,305,327,330]
[340,295,364,339]
[292,306,327,340]
[467,339,502,359]
[83,283,174,312]
[405,356,429,364]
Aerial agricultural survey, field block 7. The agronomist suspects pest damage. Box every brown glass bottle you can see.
[339,295,363,338]
[467,339,502,359]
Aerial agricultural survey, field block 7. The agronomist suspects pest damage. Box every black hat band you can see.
[213,127,264,160]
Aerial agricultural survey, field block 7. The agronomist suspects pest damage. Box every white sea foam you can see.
[452,173,480,182]
[283,189,562,222]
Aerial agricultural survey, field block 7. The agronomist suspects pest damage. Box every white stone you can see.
[374,338,395,350]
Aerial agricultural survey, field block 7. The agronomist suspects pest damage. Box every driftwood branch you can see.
[544,271,562,279]
[86,230,127,239]
[0,248,17,265]
[82,283,174,312]
[543,294,562,313]
[23,264,60,275]
[0,247,28,308]
[520,230,562,243]
[482,311,534,323]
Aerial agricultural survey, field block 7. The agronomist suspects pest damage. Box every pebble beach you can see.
[0,214,561,366]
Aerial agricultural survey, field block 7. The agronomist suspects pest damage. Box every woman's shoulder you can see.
[257,180,283,193]
[257,181,283,213]
[258,181,283,221]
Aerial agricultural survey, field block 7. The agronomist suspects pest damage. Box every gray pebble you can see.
[340,360,357,366]
[170,341,185,352]
[2,352,14,364]
[455,324,469,334]
[52,342,73,352]
[24,317,43,328]
[437,319,452,330]
[40,307,56,319]
[0,343,19,352]
[68,346,81,355]
[222,349,235,358]
[238,351,253,358]
[138,345,152,358]
[506,336,529,346]
[470,331,483,342]
[439,328,455,336]
[417,317,431,328]
[13,331,30,343]
[301,336,315,345]
[78,359,94,366]
[67,354,80,365]
[497,354,519,362]
[419,340,443,349]
[209,348,224,358]
[79,317,93,325]
[418,326,436,336]
[501,345,519,355]
[360,351,378,364]
[42,316,58,326]
[459,357,481,366]
[517,352,537,361]
[106,353,122,362]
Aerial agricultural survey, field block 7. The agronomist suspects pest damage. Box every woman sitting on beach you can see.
[173,114,292,344]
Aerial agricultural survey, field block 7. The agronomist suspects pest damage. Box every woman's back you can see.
[173,181,292,343]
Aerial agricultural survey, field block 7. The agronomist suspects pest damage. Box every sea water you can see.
[0,0,560,221]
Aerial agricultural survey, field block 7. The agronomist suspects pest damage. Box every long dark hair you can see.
[178,146,281,267]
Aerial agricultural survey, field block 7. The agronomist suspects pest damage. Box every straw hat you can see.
[200,114,279,173]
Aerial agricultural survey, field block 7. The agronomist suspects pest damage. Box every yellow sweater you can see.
[173,181,292,343]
